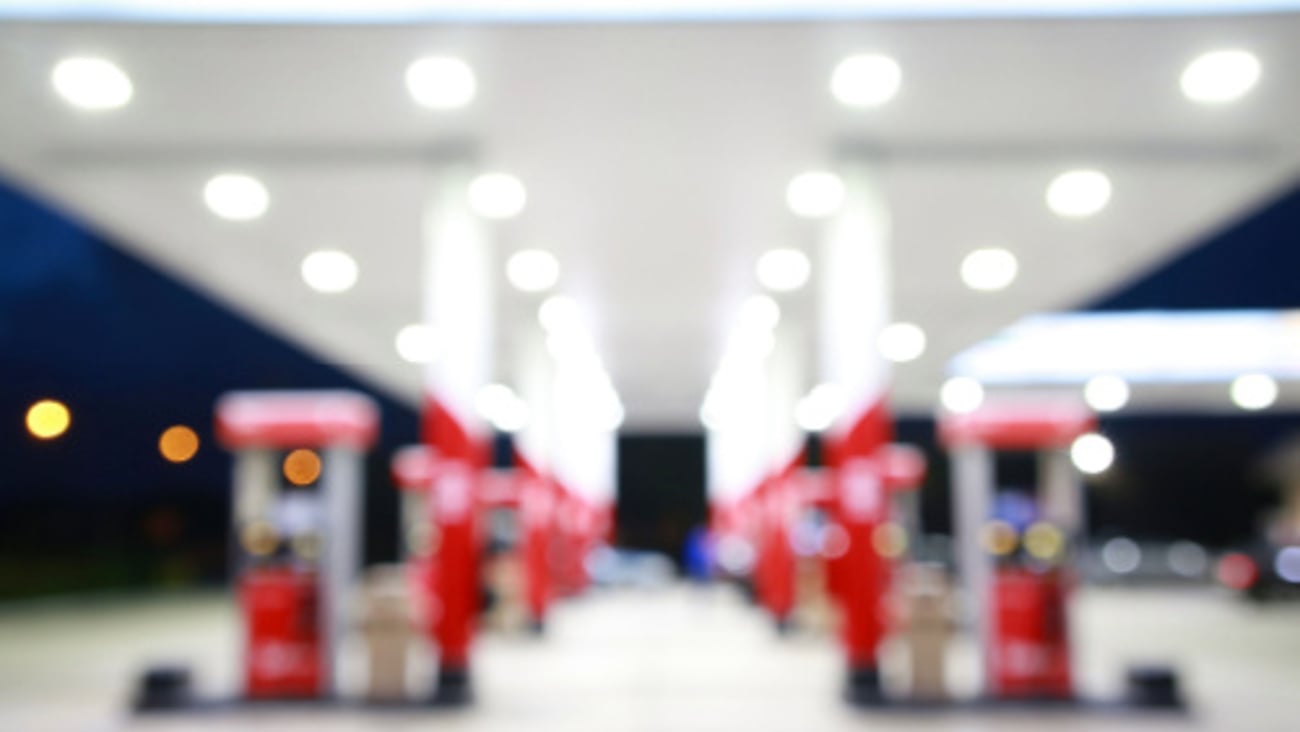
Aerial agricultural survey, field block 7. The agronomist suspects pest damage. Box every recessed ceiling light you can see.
[476,383,531,432]
[740,295,781,331]
[960,248,1018,292]
[878,322,926,363]
[1047,169,1111,218]
[507,249,560,292]
[795,383,846,432]
[1230,373,1277,411]
[468,173,526,219]
[786,171,844,218]
[830,54,901,108]
[301,250,358,294]
[1084,374,1130,412]
[396,323,439,364]
[405,56,476,109]
[756,249,811,292]
[538,295,580,333]
[203,173,269,221]
[940,377,984,414]
[51,56,133,111]
[1181,50,1260,104]
[1071,433,1115,475]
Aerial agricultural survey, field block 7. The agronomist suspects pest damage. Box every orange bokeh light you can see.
[159,425,200,463]
[283,448,322,486]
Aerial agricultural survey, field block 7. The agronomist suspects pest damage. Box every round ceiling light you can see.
[1047,169,1111,218]
[468,173,527,220]
[960,248,1018,292]
[786,171,845,218]
[52,56,133,110]
[396,323,440,364]
[1230,373,1278,411]
[830,53,902,108]
[940,377,984,414]
[506,249,560,293]
[756,249,811,292]
[204,173,269,221]
[1181,50,1261,104]
[1084,374,1130,412]
[301,250,359,294]
[405,56,476,109]
[877,322,926,363]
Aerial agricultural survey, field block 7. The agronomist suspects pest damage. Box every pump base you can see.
[429,665,473,707]
[844,666,886,707]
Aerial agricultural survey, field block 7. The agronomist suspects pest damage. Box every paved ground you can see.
[2,583,1298,731]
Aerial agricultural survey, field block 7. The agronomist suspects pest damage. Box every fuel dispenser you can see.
[216,390,379,700]
[132,390,380,712]
[939,401,1092,701]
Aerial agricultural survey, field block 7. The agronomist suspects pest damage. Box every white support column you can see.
[951,444,995,696]
[319,445,363,698]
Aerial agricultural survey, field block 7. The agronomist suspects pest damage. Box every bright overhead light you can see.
[795,383,846,432]
[878,322,926,363]
[1071,433,1115,475]
[538,295,581,333]
[830,53,901,108]
[1046,169,1111,218]
[740,295,781,331]
[204,173,269,221]
[940,377,984,414]
[405,56,476,109]
[786,171,844,218]
[476,383,530,432]
[506,249,560,292]
[1084,374,1130,412]
[1181,50,1260,104]
[301,250,358,294]
[51,56,133,110]
[960,248,1018,292]
[468,173,527,220]
[756,248,811,292]
[396,323,439,364]
[1230,373,1278,411]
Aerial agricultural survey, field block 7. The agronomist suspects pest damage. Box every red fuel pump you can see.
[216,390,380,701]
[940,401,1095,701]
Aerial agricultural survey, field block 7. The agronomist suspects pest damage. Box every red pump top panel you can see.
[216,390,380,450]
[939,402,1096,451]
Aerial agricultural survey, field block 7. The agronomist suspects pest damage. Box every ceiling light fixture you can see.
[960,248,1018,292]
[1230,373,1278,411]
[301,250,359,294]
[878,322,926,363]
[405,56,476,109]
[396,323,439,364]
[830,53,902,108]
[786,171,844,218]
[468,173,526,220]
[1047,169,1111,218]
[940,377,984,414]
[507,249,560,292]
[51,56,133,110]
[1084,374,1130,412]
[1181,49,1261,104]
[204,173,269,221]
[755,249,811,292]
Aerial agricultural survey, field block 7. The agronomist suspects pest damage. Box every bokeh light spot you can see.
[283,448,322,486]
[159,425,200,463]
[26,399,71,440]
